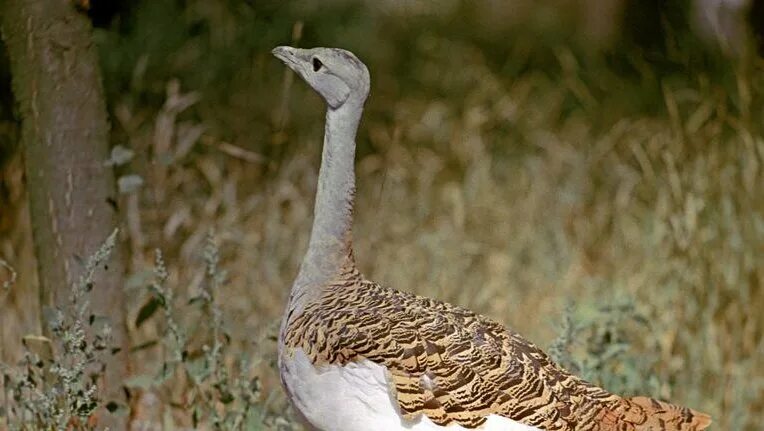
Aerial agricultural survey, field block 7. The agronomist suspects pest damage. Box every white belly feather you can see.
[280,349,542,431]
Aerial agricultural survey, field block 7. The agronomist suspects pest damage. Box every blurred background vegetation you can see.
[1,0,763,429]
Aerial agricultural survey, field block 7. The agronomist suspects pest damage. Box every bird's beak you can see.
[272,46,301,71]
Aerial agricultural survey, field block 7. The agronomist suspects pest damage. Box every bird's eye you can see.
[312,57,323,72]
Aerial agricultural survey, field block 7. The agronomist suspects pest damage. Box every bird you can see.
[272,45,712,431]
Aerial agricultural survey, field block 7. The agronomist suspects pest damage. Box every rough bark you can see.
[1,0,128,426]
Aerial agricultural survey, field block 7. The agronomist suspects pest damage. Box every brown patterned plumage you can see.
[282,257,711,431]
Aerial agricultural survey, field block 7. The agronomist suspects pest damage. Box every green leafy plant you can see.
[549,299,661,397]
[127,233,285,430]
[1,230,119,431]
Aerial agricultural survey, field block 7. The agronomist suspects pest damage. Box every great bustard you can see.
[272,46,711,431]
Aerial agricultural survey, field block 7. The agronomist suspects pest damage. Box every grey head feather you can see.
[272,46,370,109]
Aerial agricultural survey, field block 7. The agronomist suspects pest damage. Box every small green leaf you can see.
[156,361,176,384]
[105,401,129,416]
[188,295,206,306]
[135,297,162,328]
[192,406,200,428]
[130,339,159,352]
[218,388,234,404]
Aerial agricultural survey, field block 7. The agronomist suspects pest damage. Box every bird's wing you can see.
[283,280,709,431]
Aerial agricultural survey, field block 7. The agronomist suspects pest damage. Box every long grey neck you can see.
[298,102,362,283]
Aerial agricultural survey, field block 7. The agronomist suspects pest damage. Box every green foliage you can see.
[126,234,287,430]
[0,231,119,431]
[1,232,290,430]
[549,300,662,397]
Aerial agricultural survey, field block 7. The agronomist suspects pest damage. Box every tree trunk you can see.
[1,0,128,427]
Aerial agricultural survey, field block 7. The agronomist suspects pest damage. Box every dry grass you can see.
[1,1,763,429]
[110,56,762,428]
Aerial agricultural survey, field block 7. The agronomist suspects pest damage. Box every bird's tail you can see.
[623,396,712,430]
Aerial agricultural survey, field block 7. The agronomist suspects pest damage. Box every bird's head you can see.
[272,46,370,109]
